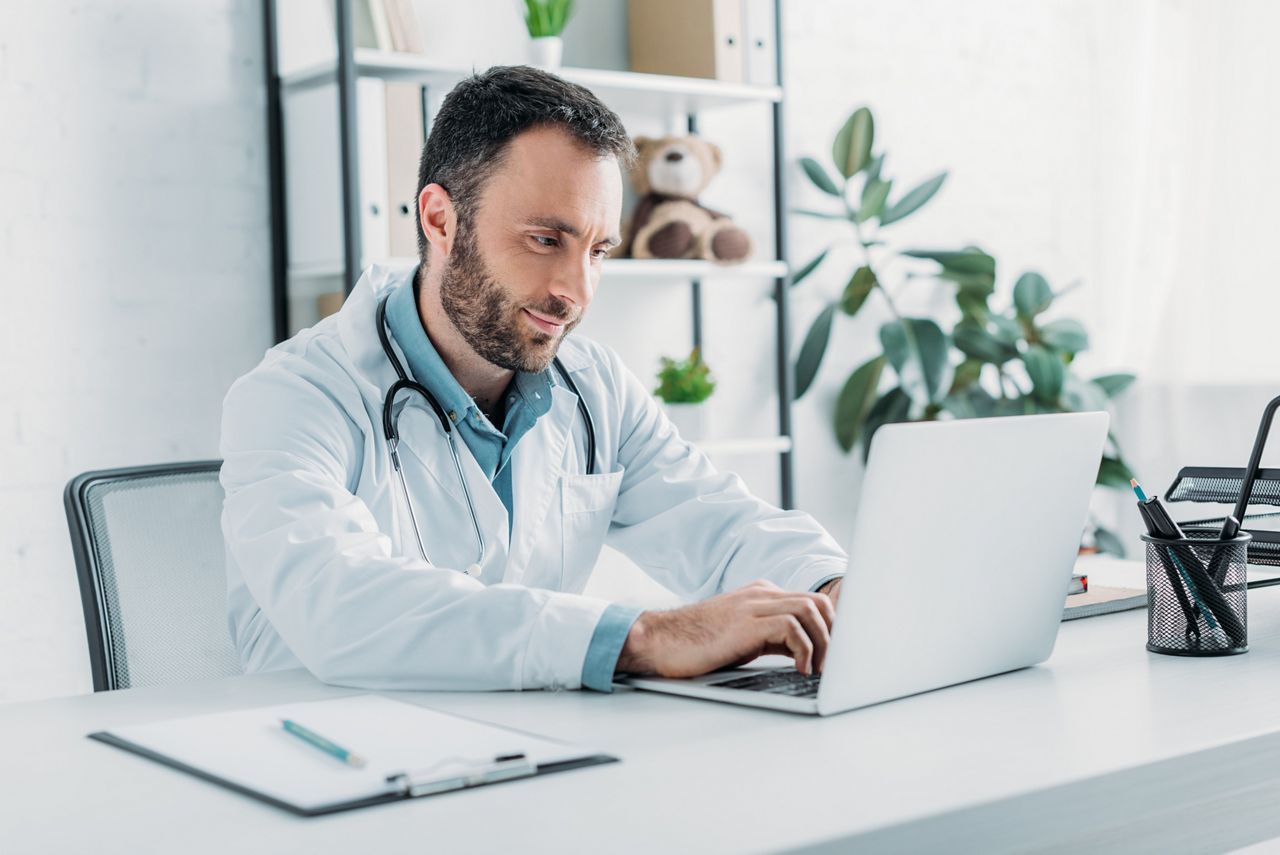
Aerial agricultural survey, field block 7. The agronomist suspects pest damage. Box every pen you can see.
[1132,479,1246,645]
[280,718,367,767]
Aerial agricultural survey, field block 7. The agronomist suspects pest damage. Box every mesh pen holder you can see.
[1143,532,1250,656]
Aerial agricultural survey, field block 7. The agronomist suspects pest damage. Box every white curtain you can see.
[1082,0,1280,536]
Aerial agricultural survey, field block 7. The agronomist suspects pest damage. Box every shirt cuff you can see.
[580,604,643,693]
[810,573,845,594]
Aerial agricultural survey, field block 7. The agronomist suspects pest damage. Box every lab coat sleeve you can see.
[219,354,611,691]
[601,348,848,600]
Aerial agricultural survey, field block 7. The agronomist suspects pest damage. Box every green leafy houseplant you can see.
[792,106,1136,556]
[523,0,574,37]
[655,348,717,404]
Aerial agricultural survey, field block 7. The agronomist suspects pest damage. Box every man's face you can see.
[439,125,624,373]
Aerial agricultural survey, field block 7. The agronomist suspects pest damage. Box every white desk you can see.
[9,584,1280,854]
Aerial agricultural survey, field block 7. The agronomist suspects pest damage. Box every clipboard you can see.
[88,695,617,817]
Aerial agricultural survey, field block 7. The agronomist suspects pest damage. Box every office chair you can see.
[63,461,243,691]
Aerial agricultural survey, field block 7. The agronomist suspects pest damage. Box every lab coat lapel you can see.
[505,386,576,582]
[396,400,511,572]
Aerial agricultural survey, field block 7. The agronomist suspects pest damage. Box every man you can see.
[221,66,847,692]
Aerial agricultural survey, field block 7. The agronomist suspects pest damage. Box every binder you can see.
[384,82,425,259]
[628,0,745,83]
[89,695,616,817]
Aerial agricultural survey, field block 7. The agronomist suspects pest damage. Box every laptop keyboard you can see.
[707,669,822,698]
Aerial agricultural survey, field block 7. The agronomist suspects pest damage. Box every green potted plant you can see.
[522,0,574,68]
[791,106,1136,556]
[655,348,717,440]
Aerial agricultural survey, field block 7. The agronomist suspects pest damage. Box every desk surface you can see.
[10,574,1280,854]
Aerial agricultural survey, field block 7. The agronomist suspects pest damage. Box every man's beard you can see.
[438,225,581,373]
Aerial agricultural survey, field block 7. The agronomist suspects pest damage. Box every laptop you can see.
[621,412,1110,716]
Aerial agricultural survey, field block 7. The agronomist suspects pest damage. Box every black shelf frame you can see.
[260,0,795,508]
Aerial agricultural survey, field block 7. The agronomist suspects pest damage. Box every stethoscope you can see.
[375,291,598,574]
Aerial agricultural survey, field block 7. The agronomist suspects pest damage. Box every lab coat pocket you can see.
[559,466,624,593]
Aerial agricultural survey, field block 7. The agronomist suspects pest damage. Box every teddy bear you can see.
[621,135,753,264]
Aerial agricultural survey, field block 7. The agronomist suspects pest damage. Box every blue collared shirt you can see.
[384,277,638,692]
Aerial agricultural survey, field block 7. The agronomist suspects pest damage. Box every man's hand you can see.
[616,580,836,679]
[817,577,842,607]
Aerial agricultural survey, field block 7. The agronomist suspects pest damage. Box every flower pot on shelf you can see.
[528,36,563,68]
[663,402,711,441]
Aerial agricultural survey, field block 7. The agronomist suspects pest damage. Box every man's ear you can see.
[418,183,456,258]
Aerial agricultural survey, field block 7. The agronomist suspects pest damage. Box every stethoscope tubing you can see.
[374,290,597,572]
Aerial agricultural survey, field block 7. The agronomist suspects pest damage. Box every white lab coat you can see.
[221,264,847,691]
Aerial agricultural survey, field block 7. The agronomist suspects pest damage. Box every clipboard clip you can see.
[386,752,537,798]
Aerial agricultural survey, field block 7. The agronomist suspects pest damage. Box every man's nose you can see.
[550,251,594,311]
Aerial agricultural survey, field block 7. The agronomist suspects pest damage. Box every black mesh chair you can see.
[63,461,243,691]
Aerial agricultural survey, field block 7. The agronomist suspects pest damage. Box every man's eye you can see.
[533,236,558,248]
[591,248,610,260]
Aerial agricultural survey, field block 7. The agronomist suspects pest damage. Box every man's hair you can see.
[415,65,636,260]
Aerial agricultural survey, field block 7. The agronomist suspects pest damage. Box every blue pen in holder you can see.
[1142,531,1250,656]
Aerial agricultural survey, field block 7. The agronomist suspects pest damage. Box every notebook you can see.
[89,695,615,816]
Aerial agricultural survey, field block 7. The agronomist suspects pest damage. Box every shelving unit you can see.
[261,1,796,507]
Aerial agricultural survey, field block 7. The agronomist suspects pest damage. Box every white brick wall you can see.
[0,0,272,702]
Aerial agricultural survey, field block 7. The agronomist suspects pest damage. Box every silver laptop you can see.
[622,412,1110,716]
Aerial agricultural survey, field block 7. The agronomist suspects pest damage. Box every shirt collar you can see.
[383,270,556,426]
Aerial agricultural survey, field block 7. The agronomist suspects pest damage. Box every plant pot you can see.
[663,402,711,441]
[528,36,563,69]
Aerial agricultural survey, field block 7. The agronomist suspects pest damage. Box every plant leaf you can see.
[793,304,837,399]
[859,387,912,462]
[857,178,892,223]
[881,318,950,403]
[792,208,850,221]
[943,385,999,419]
[1013,271,1053,320]
[879,171,947,226]
[989,314,1023,346]
[832,107,875,179]
[1039,318,1090,354]
[953,321,1016,364]
[1062,373,1109,412]
[833,356,887,453]
[799,157,842,196]
[1022,344,1065,404]
[1092,373,1136,398]
[1093,525,1127,558]
[949,358,984,393]
[955,289,989,322]
[1097,456,1133,490]
[791,248,829,287]
[902,247,995,276]
[939,270,997,295]
[864,153,885,184]
[840,266,877,316]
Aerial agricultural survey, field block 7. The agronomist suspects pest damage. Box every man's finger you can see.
[757,596,831,671]
[769,615,814,675]
[809,591,836,629]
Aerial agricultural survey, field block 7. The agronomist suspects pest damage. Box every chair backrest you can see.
[64,461,243,691]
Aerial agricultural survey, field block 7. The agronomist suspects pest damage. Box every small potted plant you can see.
[654,348,717,440]
[523,0,574,68]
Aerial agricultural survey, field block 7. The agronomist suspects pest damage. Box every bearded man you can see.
[220,65,847,693]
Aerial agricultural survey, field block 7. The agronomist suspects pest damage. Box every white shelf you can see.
[603,258,787,280]
[696,437,793,456]
[283,50,782,114]
[289,257,788,281]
